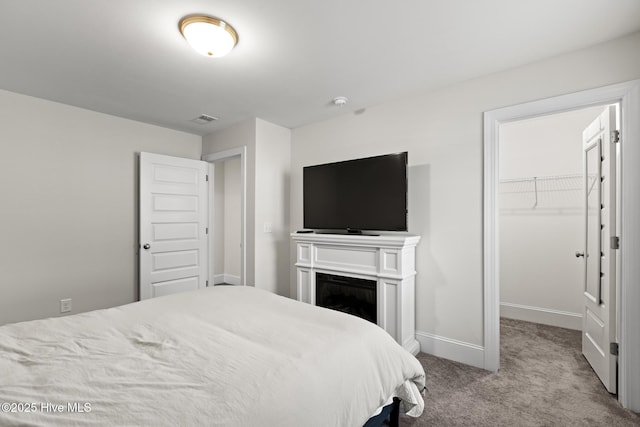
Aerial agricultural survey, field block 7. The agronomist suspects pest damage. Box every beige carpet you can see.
[401,318,640,426]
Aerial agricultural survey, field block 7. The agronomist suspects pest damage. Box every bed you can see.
[0,286,425,426]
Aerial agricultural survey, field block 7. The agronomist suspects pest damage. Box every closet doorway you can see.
[498,105,619,393]
[484,80,640,410]
[499,106,608,328]
[203,147,247,286]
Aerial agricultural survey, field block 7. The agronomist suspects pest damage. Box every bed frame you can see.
[363,398,400,427]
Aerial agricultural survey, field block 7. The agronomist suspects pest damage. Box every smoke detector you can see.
[191,114,218,124]
[332,96,348,107]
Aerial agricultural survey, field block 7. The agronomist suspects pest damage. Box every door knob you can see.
[575,251,585,258]
[143,243,151,250]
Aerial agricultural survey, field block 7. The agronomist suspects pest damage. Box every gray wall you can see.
[223,158,242,281]
[289,32,640,348]
[202,118,291,293]
[0,90,201,325]
[255,119,291,295]
[499,106,605,329]
[202,119,257,285]
[213,161,226,278]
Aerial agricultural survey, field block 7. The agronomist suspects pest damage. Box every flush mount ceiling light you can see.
[179,15,238,58]
[332,96,348,107]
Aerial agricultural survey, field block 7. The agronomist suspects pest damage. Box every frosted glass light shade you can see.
[179,16,238,58]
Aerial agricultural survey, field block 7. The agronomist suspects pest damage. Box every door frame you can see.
[203,146,247,286]
[483,79,640,410]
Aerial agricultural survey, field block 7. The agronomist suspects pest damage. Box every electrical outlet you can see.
[60,298,72,313]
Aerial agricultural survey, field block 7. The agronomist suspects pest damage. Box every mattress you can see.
[0,286,425,426]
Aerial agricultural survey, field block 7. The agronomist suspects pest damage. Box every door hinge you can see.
[206,227,209,235]
[206,280,209,287]
[610,342,619,356]
[611,130,620,144]
[611,236,620,250]
[206,174,209,182]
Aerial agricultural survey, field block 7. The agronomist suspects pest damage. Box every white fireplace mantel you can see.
[291,232,421,355]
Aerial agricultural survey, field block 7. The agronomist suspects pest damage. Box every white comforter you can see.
[0,286,425,426]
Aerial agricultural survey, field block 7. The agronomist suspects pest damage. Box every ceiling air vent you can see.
[191,114,218,124]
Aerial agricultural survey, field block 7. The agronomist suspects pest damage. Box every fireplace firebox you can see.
[315,273,376,323]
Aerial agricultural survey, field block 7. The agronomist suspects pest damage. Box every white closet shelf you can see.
[500,173,596,194]
[500,173,596,209]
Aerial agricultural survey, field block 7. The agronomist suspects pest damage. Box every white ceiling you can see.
[1,0,639,136]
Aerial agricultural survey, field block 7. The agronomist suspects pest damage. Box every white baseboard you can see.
[213,274,241,285]
[415,331,485,369]
[500,302,582,330]
[224,274,241,285]
[415,304,581,371]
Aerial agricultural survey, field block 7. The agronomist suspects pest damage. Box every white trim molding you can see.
[213,274,241,285]
[500,302,582,331]
[483,79,640,411]
[292,233,421,355]
[620,81,640,411]
[223,274,241,286]
[416,331,485,369]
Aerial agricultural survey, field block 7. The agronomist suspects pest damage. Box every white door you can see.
[580,106,618,393]
[139,152,208,299]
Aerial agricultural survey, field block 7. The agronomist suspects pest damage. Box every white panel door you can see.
[139,152,208,300]
[581,106,618,393]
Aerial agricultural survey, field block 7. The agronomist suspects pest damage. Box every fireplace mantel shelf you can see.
[291,232,421,355]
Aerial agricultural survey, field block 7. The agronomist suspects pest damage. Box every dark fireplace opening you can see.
[316,273,376,324]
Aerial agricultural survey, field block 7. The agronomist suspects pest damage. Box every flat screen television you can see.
[303,152,408,233]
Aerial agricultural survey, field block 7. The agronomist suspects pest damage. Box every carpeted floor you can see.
[400,318,640,426]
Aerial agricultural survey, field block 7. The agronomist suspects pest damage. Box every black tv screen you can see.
[303,152,408,232]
